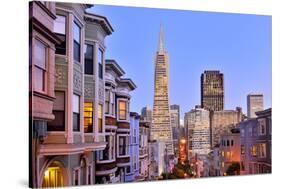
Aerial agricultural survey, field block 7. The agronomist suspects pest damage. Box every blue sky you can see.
[88,5,272,119]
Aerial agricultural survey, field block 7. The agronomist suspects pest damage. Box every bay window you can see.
[84,44,93,74]
[118,100,127,120]
[54,15,66,55]
[73,94,80,131]
[84,102,93,133]
[98,104,103,132]
[99,135,115,161]
[73,21,81,62]
[48,91,65,131]
[34,39,46,92]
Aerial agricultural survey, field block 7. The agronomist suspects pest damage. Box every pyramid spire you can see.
[158,24,165,54]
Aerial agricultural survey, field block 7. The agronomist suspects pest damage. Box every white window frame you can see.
[259,143,267,158]
[117,134,129,158]
[258,118,266,136]
[117,98,129,122]
[72,168,81,186]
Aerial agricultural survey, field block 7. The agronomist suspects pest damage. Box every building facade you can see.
[125,112,140,182]
[30,2,115,187]
[210,107,243,148]
[247,93,264,118]
[96,59,137,184]
[201,70,224,111]
[240,108,271,175]
[148,140,166,180]
[138,121,150,181]
[219,128,241,176]
[151,25,174,156]
[29,1,61,187]
[170,105,180,158]
[186,106,211,158]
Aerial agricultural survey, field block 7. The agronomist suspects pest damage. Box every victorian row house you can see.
[30,1,137,187]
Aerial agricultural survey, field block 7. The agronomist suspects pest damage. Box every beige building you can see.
[210,107,243,148]
[247,93,264,118]
[151,25,174,156]
[186,106,211,158]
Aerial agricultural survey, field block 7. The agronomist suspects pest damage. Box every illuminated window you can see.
[226,151,230,158]
[221,151,225,157]
[73,94,80,131]
[84,102,93,133]
[42,162,63,187]
[48,91,65,131]
[34,39,46,92]
[119,100,127,120]
[251,145,257,157]
[98,104,103,132]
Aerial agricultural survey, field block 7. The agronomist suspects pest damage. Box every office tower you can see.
[247,93,264,118]
[151,25,174,156]
[201,70,224,111]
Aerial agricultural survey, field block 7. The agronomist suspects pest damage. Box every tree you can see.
[226,162,241,175]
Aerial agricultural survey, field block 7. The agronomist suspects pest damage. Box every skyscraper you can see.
[170,105,180,157]
[141,106,152,122]
[186,106,211,157]
[201,70,224,111]
[247,93,264,118]
[151,25,174,156]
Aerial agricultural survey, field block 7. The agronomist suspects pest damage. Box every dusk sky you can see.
[88,5,272,119]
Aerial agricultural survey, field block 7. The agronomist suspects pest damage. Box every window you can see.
[259,143,266,158]
[241,129,245,137]
[227,140,230,146]
[98,104,103,132]
[251,145,257,157]
[119,100,127,120]
[101,135,110,160]
[73,21,81,62]
[126,166,131,174]
[231,140,234,146]
[84,102,93,133]
[74,169,79,186]
[119,136,128,156]
[48,91,65,131]
[99,135,114,161]
[84,44,93,74]
[105,89,110,114]
[88,166,91,185]
[98,48,103,79]
[248,127,252,136]
[73,94,80,131]
[54,15,66,55]
[241,145,245,154]
[34,39,46,92]
[258,119,266,136]
[221,151,224,157]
